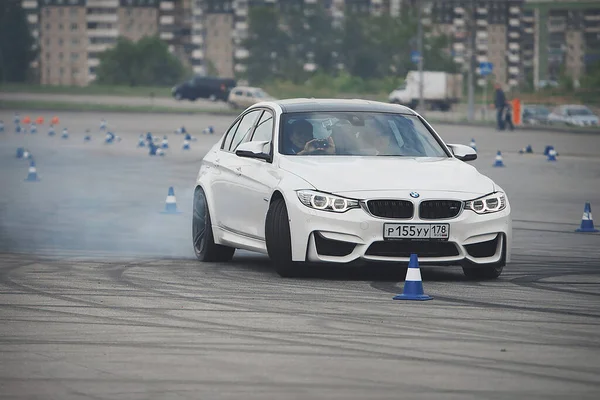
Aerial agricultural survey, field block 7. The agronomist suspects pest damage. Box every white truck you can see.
[388,71,463,111]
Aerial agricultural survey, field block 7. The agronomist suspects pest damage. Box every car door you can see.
[233,110,281,240]
[210,109,263,233]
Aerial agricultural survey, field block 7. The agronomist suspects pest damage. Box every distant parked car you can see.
[227,86,276,109]
[172,76,237,102]
[547,105,599,127]
[522,105,551,125]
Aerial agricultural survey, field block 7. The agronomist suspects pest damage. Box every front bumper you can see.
[287,196,512,267]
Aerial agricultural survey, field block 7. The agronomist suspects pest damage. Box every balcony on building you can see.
[87,0,119,7]
[22,0,38,8]
[87,28,119,37]
[86,13,118,23]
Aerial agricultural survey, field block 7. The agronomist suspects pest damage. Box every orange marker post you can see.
[512,98,521,126]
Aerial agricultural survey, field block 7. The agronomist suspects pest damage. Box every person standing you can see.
[494,83,506,130]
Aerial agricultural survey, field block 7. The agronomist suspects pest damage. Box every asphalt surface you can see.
[1,110,600,399]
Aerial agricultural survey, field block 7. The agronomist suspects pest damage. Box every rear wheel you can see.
[265,198,300,277]
[192,187,235,262]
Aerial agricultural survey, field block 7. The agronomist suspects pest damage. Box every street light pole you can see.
[417,1,424,114]
[467,0,477,122]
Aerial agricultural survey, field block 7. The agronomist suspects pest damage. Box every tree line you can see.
[241,4,459,86]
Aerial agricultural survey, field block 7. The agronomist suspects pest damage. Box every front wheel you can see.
[265,198,300,277]
[192,187,235,262]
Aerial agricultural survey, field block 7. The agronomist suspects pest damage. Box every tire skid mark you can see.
[2,258,600,386]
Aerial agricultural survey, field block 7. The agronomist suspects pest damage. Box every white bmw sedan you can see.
[193,99,512,279]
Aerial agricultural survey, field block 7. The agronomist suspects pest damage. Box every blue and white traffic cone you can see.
[84,130,92,142]
[393,254,432,301]
[493,151,505,167]
[519,144,533,154]
[148,142,157,156]
[146,132,153,143]
[469,138,476,151]
[138,134,146,147]
[547,148,557,161]
[161,135,169,149]
[100,118,107,131]
[160,187,182,214]
[22,149,31,159]
[48,125,56,136]
[16,147,24,158]
[182,139,190,150]
[105,131,115,144]
[30,123,37,134]
[575,202,599,233]
[156,147,165,156]
[544,145,554,156]
[15,124,21,133]
[175,126,187,135]
[25,160,39,182]
[0,120,4,133]
[13,113,20,125]
[61,128,69,139]
[203,126,214,134]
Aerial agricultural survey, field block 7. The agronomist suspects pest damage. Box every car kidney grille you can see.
[367,200,414,219]
[419,200,462,219]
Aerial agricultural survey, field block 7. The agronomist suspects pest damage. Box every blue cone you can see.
[182,140,190,150]
[393,254,433,301]
[148,142,158,156]
[544,145,554,156]
[161,135,169,149]
[493,151,505,167]
[547,148,557,161]
[25,160,39,182]
[16,147,24,158]
[15,125,21,133]
[469,138,476,151]
[576,202,599,233]
[48,126,56,136]
[160,186,181,214]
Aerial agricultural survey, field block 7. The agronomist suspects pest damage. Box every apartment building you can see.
[522,0,600,89]
[22,0,178,85]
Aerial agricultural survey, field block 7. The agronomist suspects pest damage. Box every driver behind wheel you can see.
[284,119,336,155]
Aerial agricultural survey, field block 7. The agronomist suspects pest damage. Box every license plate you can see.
[383,223,450,240]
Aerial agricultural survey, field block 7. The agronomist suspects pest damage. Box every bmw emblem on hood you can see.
[410,192,420,198]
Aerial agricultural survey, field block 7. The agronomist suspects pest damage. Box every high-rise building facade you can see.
[21,0,181,85]
[522,0,600,89]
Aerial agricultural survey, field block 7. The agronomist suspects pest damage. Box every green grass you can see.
[0,99,239,116]
[0,83,173,98]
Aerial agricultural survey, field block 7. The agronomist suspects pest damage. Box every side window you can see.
[246,91,253,97]
[221,118,242,150]
[229,110,262,152]
[251,111,274,143]
[234,90,243,96]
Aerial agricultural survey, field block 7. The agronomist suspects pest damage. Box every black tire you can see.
[462,264,503,280]
[265,198,300,277]
[462,239,506,280]
[192,187,235,262]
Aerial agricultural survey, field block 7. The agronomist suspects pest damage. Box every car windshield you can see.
[253,90,268,98]
[279,111,448,157]
[567,107,593,116]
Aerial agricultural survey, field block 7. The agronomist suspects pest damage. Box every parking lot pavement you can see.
[1,110,599,399]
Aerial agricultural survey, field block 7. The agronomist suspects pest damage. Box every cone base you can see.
[393,293,433,301]
[25,177,40,182]
[160,210,182,214]
[576,227,599,233]
[493,163,505,167]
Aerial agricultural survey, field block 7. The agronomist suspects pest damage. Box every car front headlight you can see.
[464,192,507,214]
[296,190,360,213]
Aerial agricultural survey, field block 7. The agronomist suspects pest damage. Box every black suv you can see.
[172,76,237,102]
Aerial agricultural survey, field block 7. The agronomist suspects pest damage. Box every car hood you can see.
[279,156,496,198]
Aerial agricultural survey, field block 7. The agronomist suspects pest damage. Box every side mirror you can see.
[447,143,477,162]
[235,140,271,161]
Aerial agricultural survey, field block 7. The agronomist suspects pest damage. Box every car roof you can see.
[562,104,590,109]
[272,98,417,115]
[232,86,262,91]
